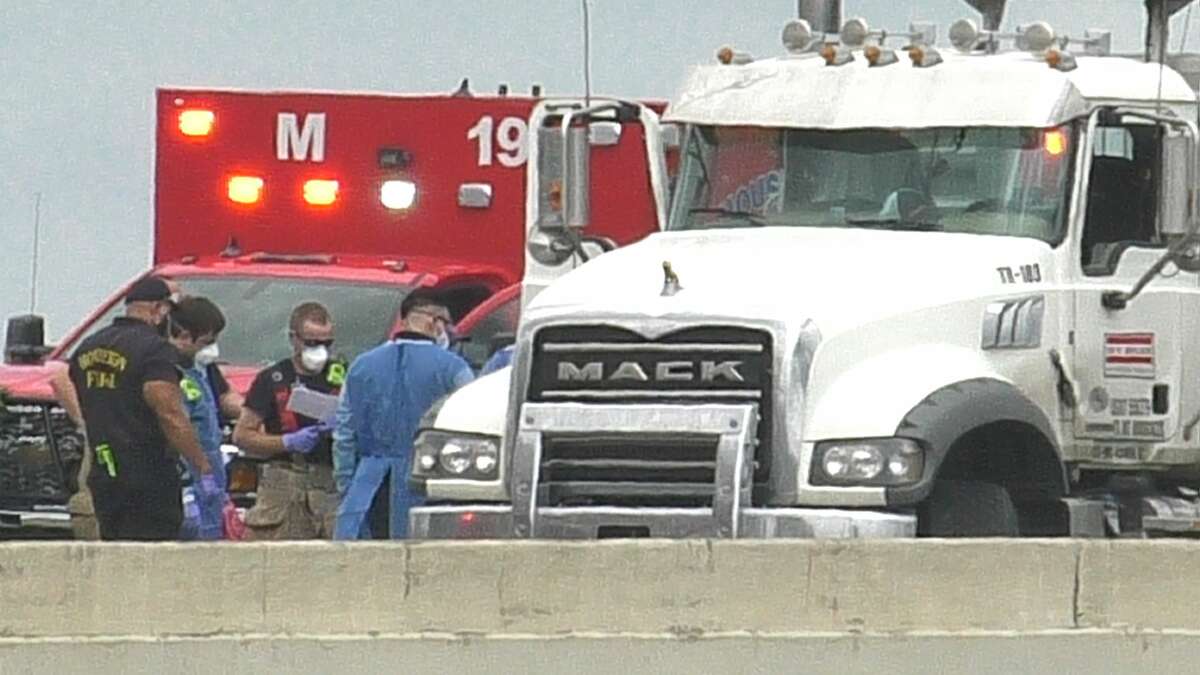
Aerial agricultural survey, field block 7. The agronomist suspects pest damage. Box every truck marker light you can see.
[380,180,417,210]
[227,176,264,205]
[864,45,899,67]
[1044,129,1067,157]
[303,179,339,206]
[178,109,215,137]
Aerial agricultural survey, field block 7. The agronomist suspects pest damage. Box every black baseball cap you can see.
[124,276,174,304]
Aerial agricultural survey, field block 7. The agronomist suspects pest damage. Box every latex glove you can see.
[196,473,223,500]
[282,425,325,455]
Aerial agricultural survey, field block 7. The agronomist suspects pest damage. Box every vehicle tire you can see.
[917,479,1020,537]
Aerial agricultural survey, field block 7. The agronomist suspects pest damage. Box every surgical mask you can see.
[435,330,450,350]
[194,343,220,367]
[300,345,329,372]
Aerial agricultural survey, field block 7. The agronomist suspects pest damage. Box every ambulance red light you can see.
[304,179,339,206]
[178,109,215,137]
[227,175,264,205]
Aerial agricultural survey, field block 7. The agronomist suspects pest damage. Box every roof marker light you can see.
[178,109,215,137]
[227,176,263,205]
[716,45,753,65]
[1045,48,1078,72]
[865,45,899,67]
[303,179,339,206]
[381,180,417,210]
[908,45,943,68]
[820,43,854,66]
[1044,129,1068,156]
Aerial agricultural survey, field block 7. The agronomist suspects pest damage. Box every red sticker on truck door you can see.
[1104,333,1155,379]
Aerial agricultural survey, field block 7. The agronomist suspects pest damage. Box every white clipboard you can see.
[285,385,339,423]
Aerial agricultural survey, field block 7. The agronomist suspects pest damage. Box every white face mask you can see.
[301,345,329,372]
[194,343,220,367]
[435,330,450,350]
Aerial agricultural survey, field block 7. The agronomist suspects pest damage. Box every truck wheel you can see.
[917,480,1019,537]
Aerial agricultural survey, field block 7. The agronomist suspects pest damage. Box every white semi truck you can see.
[409,0,1200,539]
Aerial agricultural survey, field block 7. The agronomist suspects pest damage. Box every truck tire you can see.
[917,480,1019,537]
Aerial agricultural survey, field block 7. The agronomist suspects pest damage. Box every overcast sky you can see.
[1,0,1190,345]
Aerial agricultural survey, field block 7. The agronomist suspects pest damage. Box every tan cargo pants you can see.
[244,462,338,540]
[68,443,100,541]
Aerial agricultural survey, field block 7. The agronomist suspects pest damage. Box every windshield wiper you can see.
[688,208,768,227]
[845,217,940,232]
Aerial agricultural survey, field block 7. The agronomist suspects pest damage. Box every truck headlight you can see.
[413,430,500,480]
[439,442,472,474]
[812,438,924,486]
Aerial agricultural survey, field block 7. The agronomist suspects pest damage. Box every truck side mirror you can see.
[5,314,52,365]
[1159,128,1193,237]
[562,121,590,230]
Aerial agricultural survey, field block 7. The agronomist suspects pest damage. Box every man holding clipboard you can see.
[233,302,346,540]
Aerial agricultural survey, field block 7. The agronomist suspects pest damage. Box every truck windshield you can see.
[667,125,1073,242]
[64,276,409,367]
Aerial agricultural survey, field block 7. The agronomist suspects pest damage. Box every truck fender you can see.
[886,378,1067,506]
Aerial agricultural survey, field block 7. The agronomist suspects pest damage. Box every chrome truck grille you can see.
[526,326,773,507]
[0,400,85,503]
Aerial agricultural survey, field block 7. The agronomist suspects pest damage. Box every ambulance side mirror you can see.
[1159,129,1193,237]
[4,314,52,365]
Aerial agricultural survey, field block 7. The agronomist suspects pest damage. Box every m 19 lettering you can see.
[467,115,528,167]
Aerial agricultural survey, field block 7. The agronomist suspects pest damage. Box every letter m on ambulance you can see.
[276,112,326,162]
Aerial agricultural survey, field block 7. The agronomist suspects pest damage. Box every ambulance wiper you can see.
[688,208,768,227]
[845,217,940,232]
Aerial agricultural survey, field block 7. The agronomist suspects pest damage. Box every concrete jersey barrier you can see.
[0,539,1197,638]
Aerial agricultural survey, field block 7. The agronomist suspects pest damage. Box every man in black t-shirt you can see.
[233,302,345,539]
[68,276,218,541]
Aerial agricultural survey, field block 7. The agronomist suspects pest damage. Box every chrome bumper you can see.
[0,508,72,531]
[410,503,914,539]
[410,402,915,539]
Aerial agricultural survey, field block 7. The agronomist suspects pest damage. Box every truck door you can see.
[1072,119,1194,461]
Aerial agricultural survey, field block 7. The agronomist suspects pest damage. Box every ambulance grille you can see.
[0,401,84,503]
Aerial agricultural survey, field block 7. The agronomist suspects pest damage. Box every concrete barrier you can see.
[5,632,1200,675]
[0,539,1199,639]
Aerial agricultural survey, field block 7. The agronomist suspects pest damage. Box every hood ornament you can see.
[661,261,682,297]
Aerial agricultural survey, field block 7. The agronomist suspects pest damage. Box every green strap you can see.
[180,377,202,402]
[95,443,118,478]
[326,361,347,387]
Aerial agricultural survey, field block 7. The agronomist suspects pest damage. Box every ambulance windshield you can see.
[667,125,1073,243]
[68,277,409,367]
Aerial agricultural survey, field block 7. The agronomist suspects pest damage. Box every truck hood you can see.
[0,362,67,401]
[526,228,1054,336]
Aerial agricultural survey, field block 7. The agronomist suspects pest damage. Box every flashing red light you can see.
[1044,129,1067,157]
[227,175,264,205]
[460,512,476,524]
[304,179,339,206]
[178,109,215,137]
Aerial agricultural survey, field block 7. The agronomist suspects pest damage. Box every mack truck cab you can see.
[410,9,1200,540]
[0,87,667,536]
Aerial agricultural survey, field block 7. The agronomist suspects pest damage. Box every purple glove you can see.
[282,424,327,455]
[196,473,223,500]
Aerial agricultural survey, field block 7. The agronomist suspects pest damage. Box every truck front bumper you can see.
[0,508,72,532]
[410,503,914,539]
[411,402,915,539]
